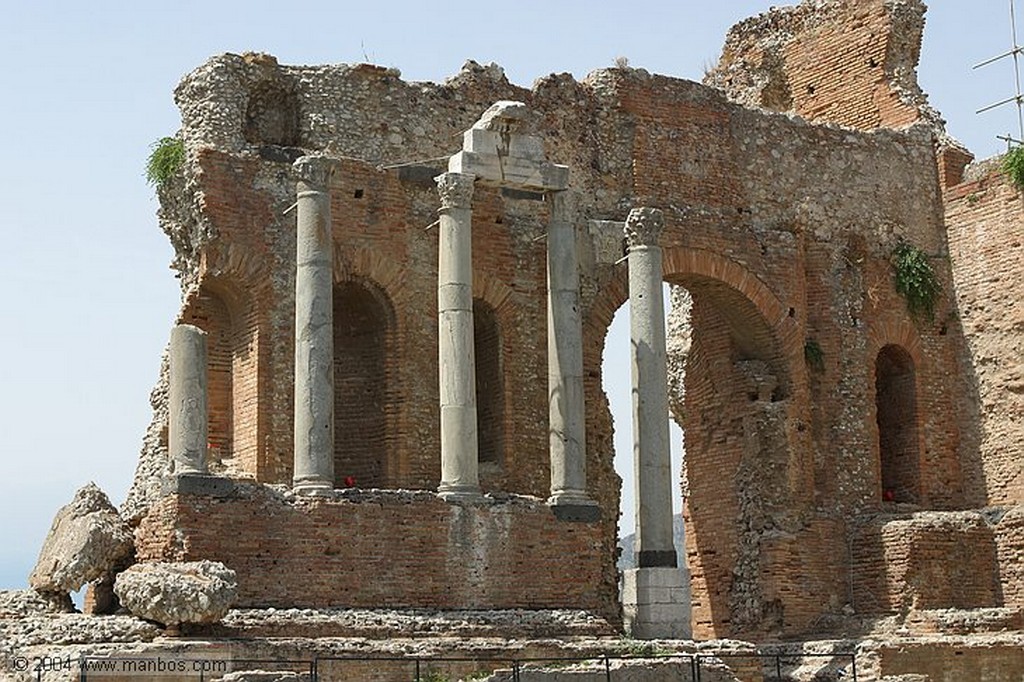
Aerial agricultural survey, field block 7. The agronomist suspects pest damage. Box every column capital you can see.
[435,172,475,210]
[625,207,664,248]
[293,155,339,189]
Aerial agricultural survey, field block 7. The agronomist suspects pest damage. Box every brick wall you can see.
[851,511,1000,614]
[945,161,1024,506]
[706,0,929,132]
[135,482,618,621]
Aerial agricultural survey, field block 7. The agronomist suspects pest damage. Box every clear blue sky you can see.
[0,0,1018,591]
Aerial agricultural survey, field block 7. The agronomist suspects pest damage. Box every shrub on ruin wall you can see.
[892,241,941,321]
[1002,145,1024,190]
[145,136,185,189]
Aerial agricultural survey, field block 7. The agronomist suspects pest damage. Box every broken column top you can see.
[448,100,569,192]
[472,100,531,132]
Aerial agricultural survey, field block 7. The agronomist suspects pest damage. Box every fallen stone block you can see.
[29,483,134,596]
[114,560,237,628]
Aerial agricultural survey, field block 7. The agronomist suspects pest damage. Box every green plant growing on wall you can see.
[891,241,941,321]
[145,136,185,189]
[804,339,825,373]
[1002,145,1024,190]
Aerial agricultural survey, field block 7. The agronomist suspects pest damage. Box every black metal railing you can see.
[68,650,857,681]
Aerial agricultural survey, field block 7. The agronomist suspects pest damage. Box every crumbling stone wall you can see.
[128,25,971,638]
[704,0,942,135]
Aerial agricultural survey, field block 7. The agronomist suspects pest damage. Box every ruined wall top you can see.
[703,0,964,154]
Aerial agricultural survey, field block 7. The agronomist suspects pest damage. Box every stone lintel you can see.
[448,150,569,191]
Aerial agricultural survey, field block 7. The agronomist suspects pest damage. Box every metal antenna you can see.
[975,0,1024,146]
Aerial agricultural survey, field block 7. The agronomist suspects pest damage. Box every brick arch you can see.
[472,272,516,480]
[334,247,408,307]
[332,277,396,489]
[584,247,800,385]
[867,315,924,369]
[663,247,801,372]
[873,343,920,505]
[867,315,926,506]
[180,274,262,478]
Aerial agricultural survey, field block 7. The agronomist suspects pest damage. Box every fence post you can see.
[775,655,782,680]
[604,653,611,681]
[850,653,858,681]
[415,659,421,682]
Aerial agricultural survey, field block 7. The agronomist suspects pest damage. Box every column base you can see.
[437,484,483,503]
[163,473,236,498]
[548,493,601,522]
[292,479,335,496]
[622,567,692,640]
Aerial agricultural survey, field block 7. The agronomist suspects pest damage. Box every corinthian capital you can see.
[293,155,338,189]
[624,207,664,248]
[435,172,475,210]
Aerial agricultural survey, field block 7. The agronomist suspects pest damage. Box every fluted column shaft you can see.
[436,172,481,501]
[292,155,337,495]
[626,207,676,567]
[169,324,208,475]
[547,191,592,506]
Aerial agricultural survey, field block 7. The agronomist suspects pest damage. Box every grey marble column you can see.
[546,191,593,508]
[435,172,482,501]
[169,324,208,475]
[622,207,690,639]
[292,155,337,495]
[626,207,676,568]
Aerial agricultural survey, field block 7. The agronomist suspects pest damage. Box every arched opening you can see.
[596,254,794,639]
[875,344,919,504]
[181,281,259,475]
[473,299,504,467]
[333,281,393,488]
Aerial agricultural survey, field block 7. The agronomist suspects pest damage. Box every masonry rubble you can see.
[28,483,134,607]
[113,560,238,629]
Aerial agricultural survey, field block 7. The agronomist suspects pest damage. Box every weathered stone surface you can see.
[29,483,134,595]
[214,672,311,682]
[114,561,237,627]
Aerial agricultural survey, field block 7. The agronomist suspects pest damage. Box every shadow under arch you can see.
[587,246,803,640]
[332,275,396,489]
[180,274,262,478]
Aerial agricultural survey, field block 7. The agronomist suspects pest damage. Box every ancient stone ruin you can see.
[4,0,1024,679]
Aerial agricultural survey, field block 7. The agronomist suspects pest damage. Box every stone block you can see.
[622,567,692,639]
[29,483,134,595]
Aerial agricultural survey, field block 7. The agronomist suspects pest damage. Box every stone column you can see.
[292,155,337,495]
[546,191,594,510]
[436,172,482,501]
[169,324,208,475]
[622,207,690,639]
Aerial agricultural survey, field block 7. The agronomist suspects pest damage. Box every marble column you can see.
[292,155,337,495]
[546,190,593,508]
[622,206,690,639]
[435,172,482,501]
[169,324,208,475]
